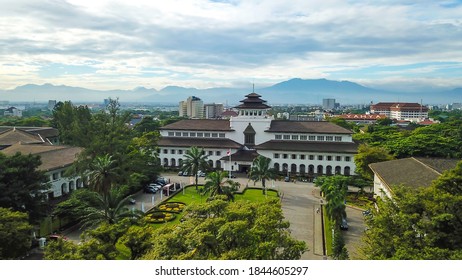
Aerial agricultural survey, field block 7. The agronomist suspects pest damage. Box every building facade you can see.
[179,96,204,119]
[159,92,358,178]
[370,102,428,122]
[204,103,224,119]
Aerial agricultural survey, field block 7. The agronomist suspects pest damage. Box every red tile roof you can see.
[161,119,232,131]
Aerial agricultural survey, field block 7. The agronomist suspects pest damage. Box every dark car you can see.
[128,197,136,204]
[340,218,349,230]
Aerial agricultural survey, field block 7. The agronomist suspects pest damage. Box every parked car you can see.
[144,184,161,193]
[197,171,206,177]
[340,217,349,230]
[155,178,167,186]
[362,209,372,216]
[128,197,136,204]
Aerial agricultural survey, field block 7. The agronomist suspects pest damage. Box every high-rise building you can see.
[204,103,224,119]
[48,100,57,111]
[179,96,204,119]
[322,98,336,110]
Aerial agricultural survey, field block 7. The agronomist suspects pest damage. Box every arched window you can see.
[274,163,280,172]
[326,165,332,175]
[308,165,314,174]
[344,166,351,176]
[170,158,176,167]
[178,158,183,168]
[61,183,68,195]
[282,163,288,172]
[216,160,221,169]
[208,160,214,168]
[69,181,75,192]
[299,164,306,175]
[335,166,342,175]
[317,165,323,175]
[76,178,82,188]
[163,158,168,167]
[291,164,297,173]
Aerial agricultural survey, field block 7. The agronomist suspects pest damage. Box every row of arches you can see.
[162,158,222,169]
[60,178,84,196]
[274,163,351,176]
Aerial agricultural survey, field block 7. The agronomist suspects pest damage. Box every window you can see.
[275,134,282,140]
[219,133,225,138]
[197,132,203,137]
[326,136,333,141]
[175,132,181,136]
[291,135,299,140]
[274,153,280,159]
[182,132,188,137]
[345,156,351,162]
[204,133,211,137]
[318,155,323,160]
[283,154,288,159]
[179,150,183,155]
[208,151,213,156]
[309,155,314,160]
[300,155,305,160]
[168,132,174,136]
[317,136,325,141]
[300,135,307,140]
[212,133,218,138]
[335,136,342,142]
[52,173,59,180]
[171,149,176,154]
[291,154,296,159]
[309,136,316,141]
[336,156,341,161]
[190,132,196,137]
[216,151,221,156]
[327,156,332,161]
[283,135,290,140]
[163,149,168,154]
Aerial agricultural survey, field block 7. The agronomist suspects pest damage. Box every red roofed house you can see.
[370,102,428,122]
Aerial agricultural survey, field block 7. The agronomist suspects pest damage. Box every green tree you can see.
[248,155,276,195]
[315,175,349,226]
[133,116,161,135]
[142,198,307,260]
[332,230,349,260]
[0,152,49,221]
[119,225,155,260]
[181,146,210,190]
[354,144,395,180]
[87,154,120,196]
[0,208,33,259]
[202,171,239,201]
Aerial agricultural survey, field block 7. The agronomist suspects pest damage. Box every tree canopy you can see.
[0,207,33,259]
[361,161,462,259]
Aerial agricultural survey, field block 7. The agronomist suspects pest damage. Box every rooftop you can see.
[160,119,232,131]
[255,140,358,153]
[158,137,242,149]
[369,157,460,191]
[266,120,353,134]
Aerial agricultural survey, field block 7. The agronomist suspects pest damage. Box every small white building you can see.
[159,92,358,178]
[369,157,459,200]
[4,106,22,117]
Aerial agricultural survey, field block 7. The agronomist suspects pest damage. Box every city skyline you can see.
[1,0,462,96]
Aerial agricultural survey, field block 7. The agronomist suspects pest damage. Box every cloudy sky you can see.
[1,0,462,92]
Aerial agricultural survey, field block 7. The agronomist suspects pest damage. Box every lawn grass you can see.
[346,192,375,210]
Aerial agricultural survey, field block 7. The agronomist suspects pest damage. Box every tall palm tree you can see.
[181,146,209,190]
[87,154,120,196]
[248,155,276,195]
[202,170,239,201]
[80,188,143,228]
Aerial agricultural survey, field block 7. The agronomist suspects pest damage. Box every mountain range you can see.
[1,78,461,105]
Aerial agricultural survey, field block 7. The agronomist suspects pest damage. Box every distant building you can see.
[48,100,57,111]
[370,102,428,122]
[338,113,387,124]
[322,98,336,110]
[3,107,22,117]
[204,103,224,119]
[179,96,204,119]
[221,109,239,119]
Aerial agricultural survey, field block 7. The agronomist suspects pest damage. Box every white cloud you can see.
[0,0,461,92]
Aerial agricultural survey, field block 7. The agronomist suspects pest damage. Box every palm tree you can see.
[248,155,276,195]
[80,188,143,228]
[202,170,239,201]
[87,154,120,196]
[181,146,210,190]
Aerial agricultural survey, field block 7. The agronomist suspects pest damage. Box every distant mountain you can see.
[1,79,461,104]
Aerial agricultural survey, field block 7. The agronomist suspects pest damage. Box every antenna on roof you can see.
[252,83,255,93]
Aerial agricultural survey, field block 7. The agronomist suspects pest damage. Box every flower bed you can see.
[145,211,176,223]
[157,202,186,213]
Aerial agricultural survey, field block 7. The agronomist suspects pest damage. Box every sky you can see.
[1,0,462,93]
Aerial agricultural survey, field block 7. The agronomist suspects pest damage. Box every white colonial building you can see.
[158,92,358,179]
